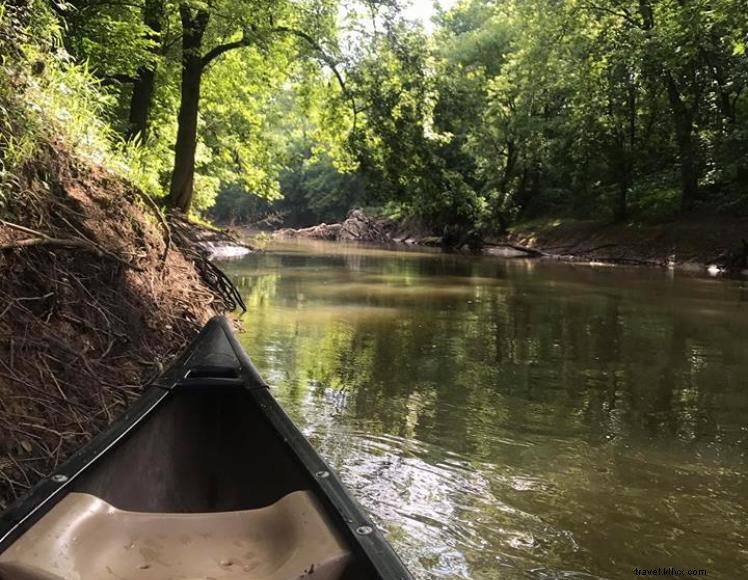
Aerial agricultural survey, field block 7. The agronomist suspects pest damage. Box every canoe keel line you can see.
[0,316,412,579]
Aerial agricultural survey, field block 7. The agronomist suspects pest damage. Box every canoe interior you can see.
[72,386,310,513]
[0,317,411,579]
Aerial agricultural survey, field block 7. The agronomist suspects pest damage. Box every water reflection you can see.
[220,240,748,579]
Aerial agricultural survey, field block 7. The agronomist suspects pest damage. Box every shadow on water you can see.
[219,239,748,579]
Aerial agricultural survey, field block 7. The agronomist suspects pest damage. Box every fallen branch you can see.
[1,219,145,271]
[492,242,547,257]
[0,237,99,251]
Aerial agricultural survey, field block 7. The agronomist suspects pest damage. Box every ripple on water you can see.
[227,245,748,579]
[327,430,589,579]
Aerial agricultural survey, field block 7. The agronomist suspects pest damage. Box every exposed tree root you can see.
[168,212,247,312]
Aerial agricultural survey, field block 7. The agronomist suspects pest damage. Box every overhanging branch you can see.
[201,33,251,68]
[197,23,358,128]
[271,26,358,124]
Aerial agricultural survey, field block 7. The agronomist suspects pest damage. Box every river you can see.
[218,239,748,579]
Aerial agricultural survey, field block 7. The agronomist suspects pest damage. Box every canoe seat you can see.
[0,491,351,580]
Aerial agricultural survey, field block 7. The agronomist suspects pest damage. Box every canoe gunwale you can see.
[0,316,413,579]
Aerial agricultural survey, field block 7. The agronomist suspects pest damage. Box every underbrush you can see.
[0,0,166,206]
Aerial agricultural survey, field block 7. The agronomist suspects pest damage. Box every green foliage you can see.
[0,0,169,203]
[629,183,682,224]
[278,150,365,226]
[209,182,272,224]
[3,0,748,232]
[67,6,158,78]
[1,0,55,190]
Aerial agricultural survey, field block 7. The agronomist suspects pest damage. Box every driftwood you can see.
[488,242,547,257]
[563,255,664,267]
[275,210,395,244]
[275,223,341,240]
[338,210,388,242]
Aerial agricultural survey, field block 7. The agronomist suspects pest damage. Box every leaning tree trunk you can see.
[168,6,209,213]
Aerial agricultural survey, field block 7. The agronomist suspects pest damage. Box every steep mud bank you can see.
[272,210,748,275]
[0,142,237,507]
[495,218,748,274]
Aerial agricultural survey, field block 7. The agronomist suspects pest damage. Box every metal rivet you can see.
[356,525,374,536]
[51,474,68,483]
[315,470,330,479]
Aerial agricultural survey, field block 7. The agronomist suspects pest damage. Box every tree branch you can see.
[1,237,97,251]
[196,22,358,130]
[201,33,251,68]
[580,1,641,28]
[100,73,137,86]
[0,220,144,271]
[270,26,357,122]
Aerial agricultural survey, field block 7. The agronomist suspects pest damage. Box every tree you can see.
[167,0,343,213]
[36,0,748,229]
[62,0,167,139]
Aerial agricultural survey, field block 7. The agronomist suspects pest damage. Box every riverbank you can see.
[496,217,748,274]
[270,211,748,275]
[0,141,246,508]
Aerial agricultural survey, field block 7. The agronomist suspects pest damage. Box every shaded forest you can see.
[2,0,747,239]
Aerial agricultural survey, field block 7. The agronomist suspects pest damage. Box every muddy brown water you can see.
[218,239,748,580]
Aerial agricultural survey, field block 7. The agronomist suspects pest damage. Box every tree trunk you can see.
[499,140,516,194]
[516,167,529,209]
[615,177,629,222]
[168,6,209,212]
[638,0,699,211]
[168,62,202,212]
[614,81,636,222]
[664,72,699,211]
[125,0,163,142]
[127,68,157,142]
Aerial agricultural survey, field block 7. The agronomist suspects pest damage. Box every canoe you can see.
[0,316,412,580]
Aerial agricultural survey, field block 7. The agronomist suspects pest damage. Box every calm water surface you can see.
[219,240,748,579]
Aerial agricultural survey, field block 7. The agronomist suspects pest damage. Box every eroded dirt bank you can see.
[0,143,239,508]
[272,210,748,275]
[496,218,748,273]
